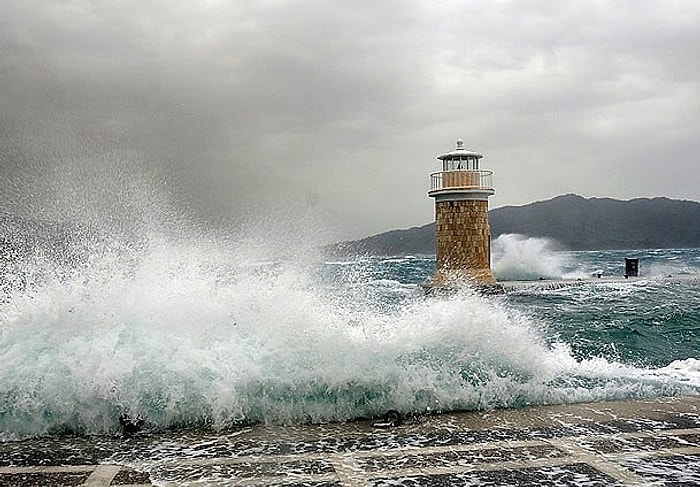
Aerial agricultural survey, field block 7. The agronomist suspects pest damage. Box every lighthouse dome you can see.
[437,139,483,160]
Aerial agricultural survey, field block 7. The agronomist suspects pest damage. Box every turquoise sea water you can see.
[1,231,699,440]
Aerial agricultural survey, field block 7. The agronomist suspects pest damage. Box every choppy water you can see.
[1,229,699,441]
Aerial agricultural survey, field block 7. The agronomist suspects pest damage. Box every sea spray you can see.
[2,230,700,440]
[0,230,581,439]
[492,234,571,280]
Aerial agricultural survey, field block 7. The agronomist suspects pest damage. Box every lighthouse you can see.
[428,139,496,285]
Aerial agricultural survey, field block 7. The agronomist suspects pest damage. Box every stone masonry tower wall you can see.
[434,200,494,284]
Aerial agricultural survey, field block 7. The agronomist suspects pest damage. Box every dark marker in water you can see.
[372,410,402,429]
[119,413,145,438]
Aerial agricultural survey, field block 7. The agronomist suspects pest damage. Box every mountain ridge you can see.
[332,194,700,256]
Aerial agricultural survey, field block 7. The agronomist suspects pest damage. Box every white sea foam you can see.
[654,358,700,386]
[1,231,698,440]
[492,234,574,280]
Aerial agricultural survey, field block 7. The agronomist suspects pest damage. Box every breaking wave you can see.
[2,231,699,440]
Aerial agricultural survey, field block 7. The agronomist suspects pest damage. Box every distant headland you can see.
[332,194,700,256]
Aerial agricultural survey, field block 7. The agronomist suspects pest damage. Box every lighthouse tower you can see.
[428,139,496,285]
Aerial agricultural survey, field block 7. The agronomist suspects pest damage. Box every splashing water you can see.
[0,235,557,439]
[492,234,570,280]
[1,216,700,440]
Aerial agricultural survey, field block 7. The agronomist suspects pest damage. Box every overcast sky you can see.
[1,1,698,240]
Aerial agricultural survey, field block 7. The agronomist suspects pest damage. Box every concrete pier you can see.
[3,396,700,485]
[422,274,700,295]
[497,273,700,293]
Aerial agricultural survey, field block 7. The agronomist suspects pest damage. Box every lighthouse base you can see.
[431,268,497,287]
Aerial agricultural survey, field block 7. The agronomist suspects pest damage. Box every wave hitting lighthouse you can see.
[428,139,496,285]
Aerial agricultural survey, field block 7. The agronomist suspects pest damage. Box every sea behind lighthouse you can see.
[2,227,700,443]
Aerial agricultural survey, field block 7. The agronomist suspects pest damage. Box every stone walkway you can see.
[3,397,700,486]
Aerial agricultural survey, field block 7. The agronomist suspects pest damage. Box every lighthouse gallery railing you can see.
[429,170,493,192]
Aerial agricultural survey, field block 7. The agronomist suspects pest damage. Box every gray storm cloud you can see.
[1,0,698,240]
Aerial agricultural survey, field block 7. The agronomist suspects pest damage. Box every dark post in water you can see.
[625,258,639,278]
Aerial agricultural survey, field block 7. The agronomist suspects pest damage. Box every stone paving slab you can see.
[2,396,700,485]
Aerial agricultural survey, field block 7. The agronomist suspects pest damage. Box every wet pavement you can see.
[3,396,700,485]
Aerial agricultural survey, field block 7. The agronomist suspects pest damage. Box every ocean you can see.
[1,230,699,442]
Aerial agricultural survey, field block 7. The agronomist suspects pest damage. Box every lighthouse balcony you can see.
[428,170,493,194]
